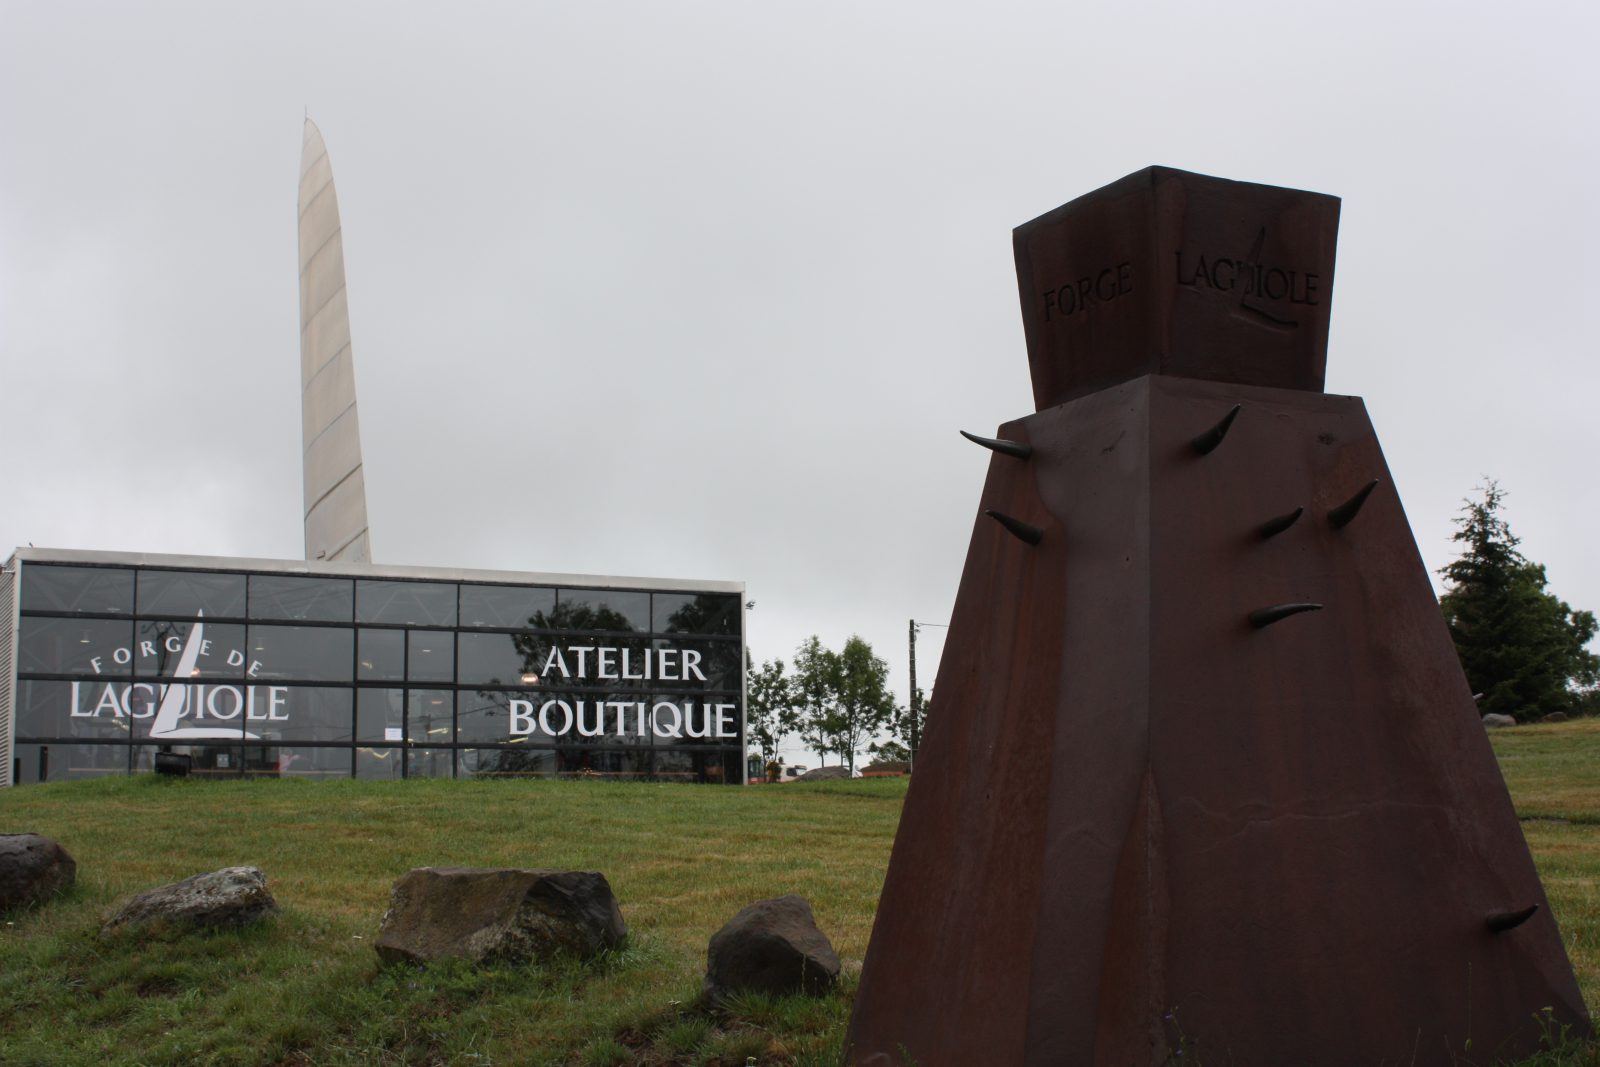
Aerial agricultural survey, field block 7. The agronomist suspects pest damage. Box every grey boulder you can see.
[0,833,76,911]
[102,866,278,934]
[375,867,626,966]
[1482,713,1518,728]
[705,895,840,1005]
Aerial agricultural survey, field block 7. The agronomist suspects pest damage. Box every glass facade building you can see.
[0,549,746,786]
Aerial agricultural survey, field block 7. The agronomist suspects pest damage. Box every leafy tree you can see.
[746,655,799,769]
[832,636,897,773]
[791,636,841,766]
[866,738,911,764]
[1438,481,1599,721]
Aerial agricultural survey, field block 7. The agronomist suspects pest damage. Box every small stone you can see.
[375,867,626,966]
[0,833,76,911]
[102,866,277,934]
[1542,712,1569,723]
[1482,713,1517,728]
[705,895,840,1005]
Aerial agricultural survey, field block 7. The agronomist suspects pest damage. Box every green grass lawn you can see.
[2,722,1599,1066]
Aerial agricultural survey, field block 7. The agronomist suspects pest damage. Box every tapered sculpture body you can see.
[847,168,1588,1065]
[298,118,372,563]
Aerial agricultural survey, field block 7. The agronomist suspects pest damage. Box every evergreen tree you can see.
[1438,481,1598,721]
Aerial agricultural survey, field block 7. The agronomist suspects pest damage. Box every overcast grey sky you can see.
[3,2,1596,765]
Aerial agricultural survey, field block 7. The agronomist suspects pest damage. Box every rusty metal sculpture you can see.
[847,167,1590,1066]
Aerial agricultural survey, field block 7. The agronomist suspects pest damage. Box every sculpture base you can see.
[847,374,1588,1066]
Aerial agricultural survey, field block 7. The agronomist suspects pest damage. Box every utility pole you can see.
[908,619,918,769]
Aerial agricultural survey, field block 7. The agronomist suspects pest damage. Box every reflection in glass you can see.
[459,584,555,628]
[17,618,133,676]
[358,629,404,681]
[357,581,456,626]
[127,684,248,741]
[407,690,454,743]
[16,679,132,740]
[549,590,647,632]
[249,575,353,622]
[247,625,354,681]
[137,570,246,618]
[357,688,405,743]
[406,747,454,779]
[652,592,740,635]
[457,689,527,744]
[241,746,353,779]
[145,744,244,778]
[21,565,133,615]
[15,742,130,783]
[458,747,559,778]
[407,630,454,683]
[457,632,534,686]
[357,746,403,779]
[245,687,353,743]
[134,620,246,679]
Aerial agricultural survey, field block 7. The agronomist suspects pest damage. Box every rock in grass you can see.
[704,895,840,1005]
[374,867,626,966]
[0,833,76,911]
[102,866,277,934]
[1482,713,1518,728]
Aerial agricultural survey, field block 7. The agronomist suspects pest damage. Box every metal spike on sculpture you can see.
[846,167,1590,1065]
[298,118,372,563]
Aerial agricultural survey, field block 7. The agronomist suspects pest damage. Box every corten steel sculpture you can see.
[846,167,1590,1066]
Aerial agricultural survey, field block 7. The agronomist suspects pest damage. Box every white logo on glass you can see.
[149,615,260,740]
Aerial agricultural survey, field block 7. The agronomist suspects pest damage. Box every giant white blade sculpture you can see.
[298,117,372,563]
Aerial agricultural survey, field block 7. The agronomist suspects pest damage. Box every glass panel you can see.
[457,632,542,686]
[550,589,647,632]
[356,746,404,780]
[531,636,652,690]
[407,690,454,743]
[357,688,405,743]
[459,747,559,778]
[16,679,135,740]
[128,684,248,741]
[138,744,243,778]
[241,746,353,779]
[136,570,246,618]
[653,592,740,636]
[247,625,354,682]
[657,639,742,691]
[358,629,404,681]
[408,630,454,683]
[357,580,456,626]
[457,689,528,744]
[459,584,556,629]
[491,691,653,746]
[649,696,742,746]
[133,621,246,679]
[245,687,353,743]
[14,742,129,783]
[558,748,650,778]
[653,748,741,783]
[249,575,353,622]
[17,618,133,676]
[406,748,454,779]
[21,565,133,614]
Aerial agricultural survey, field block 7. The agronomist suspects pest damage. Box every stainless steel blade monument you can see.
[846,167,1591,1065]
[298,118,373,564]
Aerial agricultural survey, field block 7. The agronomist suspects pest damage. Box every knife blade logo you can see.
[148,614,262,740]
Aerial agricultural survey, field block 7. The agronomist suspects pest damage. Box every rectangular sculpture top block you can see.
[1014,166,1340,409]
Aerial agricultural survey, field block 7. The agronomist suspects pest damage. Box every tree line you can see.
[747,635,917,775]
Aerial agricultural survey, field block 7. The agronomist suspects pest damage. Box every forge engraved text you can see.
[1040,261,1133,321]
[1174,250,1320,305]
